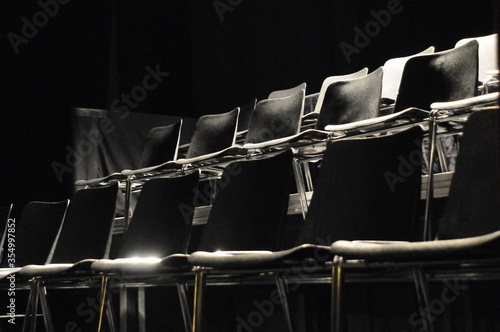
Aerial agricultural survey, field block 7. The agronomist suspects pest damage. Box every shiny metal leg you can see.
[331,256,343,332]
[275,275,294,332]
[38,283,55,332]
[292,159,308,220]
[413,268,435,332]
[192,269,206,332]
[97,276,109,332]
[177,282,193,332]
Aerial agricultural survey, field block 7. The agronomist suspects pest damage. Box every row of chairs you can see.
[1,33,498,331]
[78,33,497,194]
[1,106,498,331]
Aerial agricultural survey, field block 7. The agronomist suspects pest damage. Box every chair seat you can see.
[331,230,500,260]
[324,107,428,131]
[0,267,22,279]
[17,259,96,277]
[90,254,191,275]
[75,172,125,187]
[189,244,332,269]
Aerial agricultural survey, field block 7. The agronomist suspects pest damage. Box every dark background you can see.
[0,0,497,210]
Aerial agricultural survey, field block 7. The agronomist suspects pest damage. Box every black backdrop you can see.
[0,0,497,211]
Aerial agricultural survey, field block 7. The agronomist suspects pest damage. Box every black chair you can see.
[90,171,200,332]
[269,82,306,99]
[189,126,424,332]
[75,120,182,187]
[330,108,499,332]
[188,149,294,332]
[0,201,67,331]
[394,40,479,113]
[245,90,305,145]
[17,183,118,332]
[0,201,68,270]
[185,108,239,159]
[236,98,257,134]
[381,46,435,103]
[315,67,383,130]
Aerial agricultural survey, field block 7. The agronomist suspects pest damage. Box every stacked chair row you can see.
[1,33,498,331]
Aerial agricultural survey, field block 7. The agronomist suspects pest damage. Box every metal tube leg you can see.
[292,160,309,219]
[192,269,206,332]
[275,275,294,332]
[97,276,109,332]
[138,287,146,332]
[21,279,38,332]
[177,282,193,332]
[423,111,439,241]
[124,178,132,229]
[331,256,344,332]
[38,283,55,332]
[29,280,40,332]
[412,268,435,332]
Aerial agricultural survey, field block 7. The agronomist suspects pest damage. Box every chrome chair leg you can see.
[331,256,344,332]
[292,160,308,220]
[413,268,435,332]
[192,269,206,332]
[97,276,109,332]
[177,281,193,332]
[38,283,55,332]
[21,279,38,332]
[275,274,294,332]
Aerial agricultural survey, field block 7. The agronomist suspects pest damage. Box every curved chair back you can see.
[0,201,68,267]
[382,46,435,101]
[440,109,500,240]
[185,108,239,159]
[299,126,423,245]
[49,182,118,263]
[197,149,293,251]
[138,120,182,167]
[313,67,369,114]
[118,171,200,258]
[315,67,383,130]
[245,90,305,144]
[237,98,257,133]
[394,40,479,112]
[268,82,306,99]
[455,33,498,83]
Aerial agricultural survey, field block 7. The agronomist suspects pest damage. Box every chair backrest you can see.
[313,67,369,114]
[315,67,383,130]
[382,46,435,101]
[439,108,500,240]
[49,182,118,263]
[185,108,239,159]
[304,93,319,116]
[237,98,257,133]
[0,201,68,267]
[394,41,479,113]
[455,33,498,83]
[244,90,305,144]
[138,120,182,167]
[196,149,294,251]
[118,172,200,258]
[268,82,307,99]
[0,204,13,264]
[298,126,423,245]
